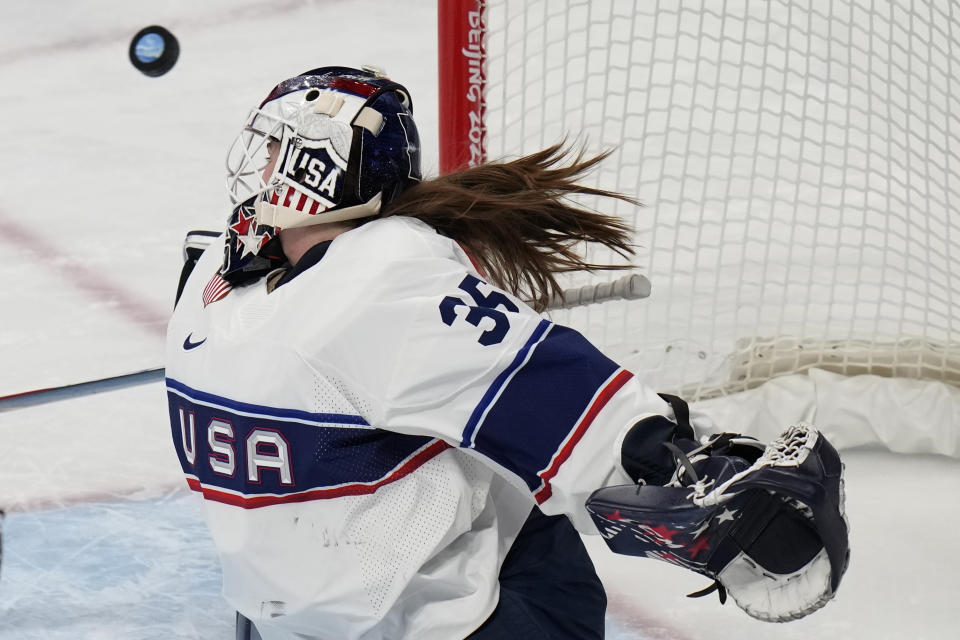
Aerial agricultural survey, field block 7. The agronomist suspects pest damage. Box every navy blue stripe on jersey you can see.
[166,377,369,427]
[466,324,623,494]
[533,368,633,503]
[461,319,553,447]
[166,379,448,508]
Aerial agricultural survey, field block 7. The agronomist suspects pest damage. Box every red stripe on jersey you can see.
[270,189,280,205]
[533,369,633,504]
[296,193,308,211]
[309,200,320,215]
[186,439,451,509]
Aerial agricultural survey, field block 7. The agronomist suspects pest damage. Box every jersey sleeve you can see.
[324,225,680,533]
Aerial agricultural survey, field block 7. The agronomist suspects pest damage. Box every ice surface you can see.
[1,492,231,640]
[1,1,959,638]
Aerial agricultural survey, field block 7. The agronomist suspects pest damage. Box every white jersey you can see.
[165,216,679,640]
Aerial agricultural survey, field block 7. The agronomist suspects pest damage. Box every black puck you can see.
[129,26,179,77]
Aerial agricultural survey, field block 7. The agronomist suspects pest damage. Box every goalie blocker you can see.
[588,401,850,623]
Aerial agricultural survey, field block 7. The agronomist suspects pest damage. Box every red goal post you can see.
[438,0,486,173]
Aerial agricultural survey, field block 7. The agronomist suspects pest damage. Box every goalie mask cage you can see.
[439,0,960,400]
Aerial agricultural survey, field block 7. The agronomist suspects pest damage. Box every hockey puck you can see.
[129,26,179,77]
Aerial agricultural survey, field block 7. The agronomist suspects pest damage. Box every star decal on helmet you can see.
[236,219,264,257]
[230,202,256,236]
[258,229,275,250]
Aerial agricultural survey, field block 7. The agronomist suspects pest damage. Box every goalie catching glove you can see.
[587,406,850,622]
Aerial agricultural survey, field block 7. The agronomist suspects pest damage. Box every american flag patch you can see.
[203,272,232,307]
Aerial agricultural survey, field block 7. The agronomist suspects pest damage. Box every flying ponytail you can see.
[380,143,639,311]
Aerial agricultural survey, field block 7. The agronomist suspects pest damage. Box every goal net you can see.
[439,0,960,401]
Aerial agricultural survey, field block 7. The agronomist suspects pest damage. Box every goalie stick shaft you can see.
[0,274,650,409]
[0,368,165,411]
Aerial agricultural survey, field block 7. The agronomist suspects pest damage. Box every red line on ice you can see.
[0,208,168,335]
[605,590,698,640]
[5,483,187,513]
[0,0,308,66]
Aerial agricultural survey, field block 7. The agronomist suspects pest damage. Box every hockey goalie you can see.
[166,66,849,640]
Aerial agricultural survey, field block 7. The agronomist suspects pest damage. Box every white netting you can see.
[481,0,960,398]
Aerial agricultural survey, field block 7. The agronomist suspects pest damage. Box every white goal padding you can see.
[697,368,960,458]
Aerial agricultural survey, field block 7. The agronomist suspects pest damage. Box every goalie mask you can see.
[221,65,422,284]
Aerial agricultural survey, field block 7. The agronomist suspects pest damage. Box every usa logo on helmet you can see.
[271,138,347,214]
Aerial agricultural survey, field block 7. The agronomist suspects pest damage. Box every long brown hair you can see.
[381,143,640,311]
